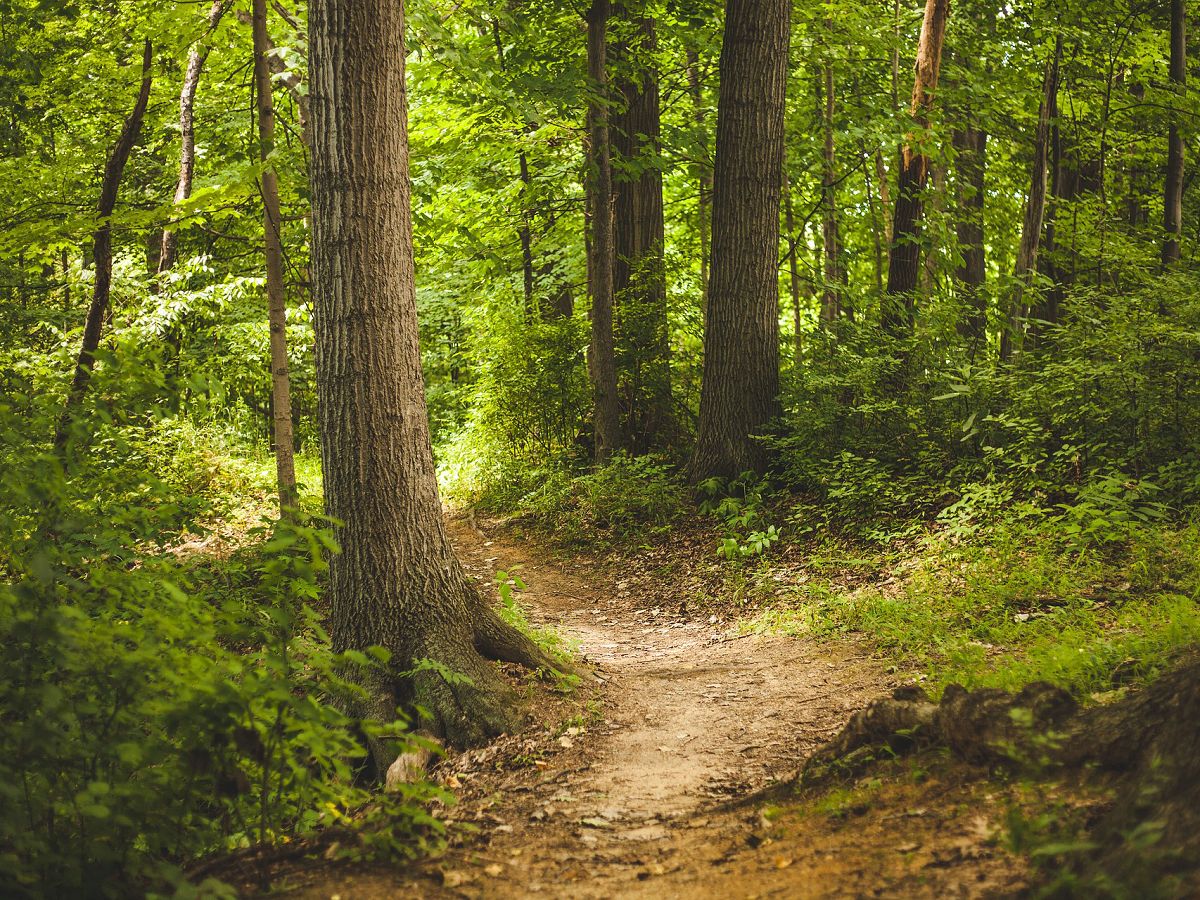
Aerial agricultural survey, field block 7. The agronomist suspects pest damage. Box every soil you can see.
[276,518,1031,899]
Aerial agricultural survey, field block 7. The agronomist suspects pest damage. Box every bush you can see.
[513,455,685,545]
[0,426,444,897]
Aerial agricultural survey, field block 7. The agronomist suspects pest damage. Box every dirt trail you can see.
[290,521,1027,899]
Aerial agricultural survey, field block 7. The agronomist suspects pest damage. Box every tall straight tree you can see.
[818,59,843,324]
[690,0,789,481]
[882,0,950,334]
[55,41,153,450]
[308,0,552,755]
[1001,38,1060,361]
[586,0,622,462]
[251,0,297,510]
[1162,0,1186,266]
[612,6,672,450]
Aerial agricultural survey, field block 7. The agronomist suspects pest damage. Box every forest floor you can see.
[276,516,1043,899]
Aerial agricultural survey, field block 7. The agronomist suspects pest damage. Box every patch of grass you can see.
[744,518,1200,698]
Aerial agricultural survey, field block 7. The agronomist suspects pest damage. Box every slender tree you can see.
[55,41,153,450]
[1001,39,1060,361]
[686,47,712,310]
[308,0,552,756]
[586,0,622,462]
[251,0,297,510]
[819,60,843,324]
[159,1,227,276]
[690,0,790,481]
[883,0,951,334]
[1163,0,1186,266]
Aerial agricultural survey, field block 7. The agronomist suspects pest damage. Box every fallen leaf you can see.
[483,863,503,877]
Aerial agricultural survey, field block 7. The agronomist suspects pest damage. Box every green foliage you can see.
[697,471,782,560]
[743,514,1200,700]
[504,455,685,546]
[0,409,445,897]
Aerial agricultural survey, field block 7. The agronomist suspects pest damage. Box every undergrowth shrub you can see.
[0,415,445,897]
[511,454,685,545]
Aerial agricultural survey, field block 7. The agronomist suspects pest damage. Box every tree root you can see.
[801,655,1200,884]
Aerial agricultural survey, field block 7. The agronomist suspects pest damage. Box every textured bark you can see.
[159,1,227,276]
[55,41,153,450]
[1000,39,1059,362]
[1162,0,1186,267]
[953,123,987,351]
[252,0,298,510]
[883,0,950,334]
[612,8,672,452]
[586,0,622,463]
[690,0,789,482]
[819,61,842,325]
[308,0,552,755]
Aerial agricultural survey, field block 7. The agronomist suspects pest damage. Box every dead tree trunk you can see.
[55,41,153,450]
[1163,0,1186,267]
[883,0,951,335]
[586,0,622,463]
[159,1,227,276]
[1000,38,1060,362]
[308,0,554,757]
[690,0,789,481]
[252,0,297,510]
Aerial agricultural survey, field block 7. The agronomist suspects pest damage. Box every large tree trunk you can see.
[308,0,553,757]
[689,0,789,482]
[953,122,987,353]
[55,41,153,450]
[159,1,227,276]
[883,0,951,335]
[1162,0,1186,267]
[1000,38,1060,362]
[819,60,843,325]
[252,0,298,510]
[612,8,672,452]
[586,0,622,463]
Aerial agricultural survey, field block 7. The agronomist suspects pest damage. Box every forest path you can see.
[291,519,1024,898]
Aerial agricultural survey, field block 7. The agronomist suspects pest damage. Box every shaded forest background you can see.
[2,0,1200,895]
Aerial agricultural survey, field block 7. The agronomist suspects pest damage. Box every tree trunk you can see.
[252,0,298,511]
[55,41,153,450]
[308,0,553,757]
[586,0,622,463]
[819,61,842,325]
[953,123,987,352]
[883,0,951,334]
[612,8,672,452]
[1000,38,1060,362]
[159,1,227,276]
[1163,0,1186,266]
[690,0,789,482]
